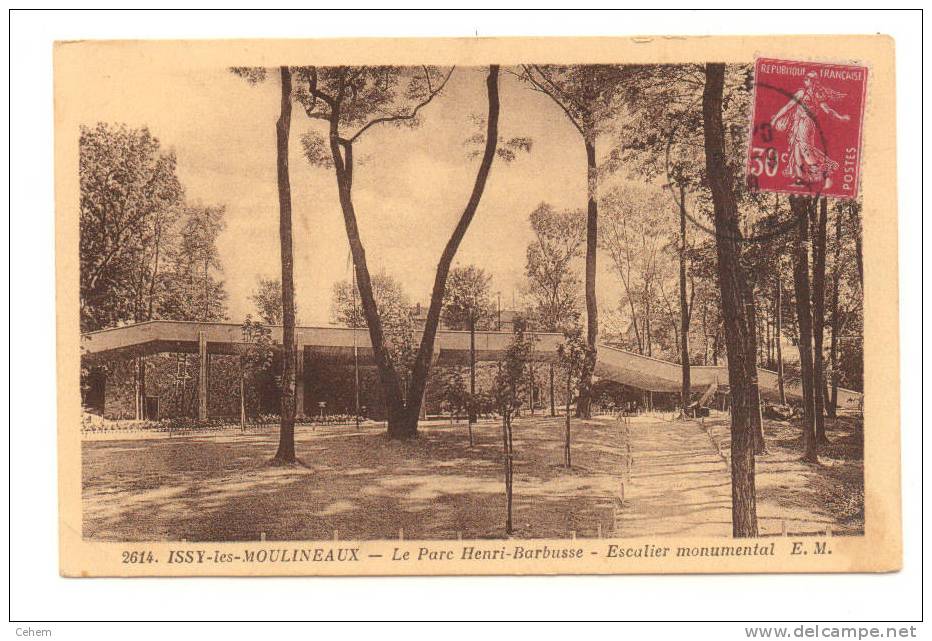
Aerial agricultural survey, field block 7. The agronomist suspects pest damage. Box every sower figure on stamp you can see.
[770,71,851,189]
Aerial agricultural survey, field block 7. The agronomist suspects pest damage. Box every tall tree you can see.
[230,65,301,464]
[442,265,494,445]
[176,205,227,320]
[599,184,671,357]
[273,66,299,464]
[298,65,501,439]
[524,203,585,416]
[811,197,830,444]
[79,123,185,331]
[826,199,862,415]
[774,263,787,405]
[701,63,758,537]
[611,64,776,434]
[521,65,632,418]
[157,205,229,322]
[742,283,767,454]
[790,196,819,462]
[676,182,693,413]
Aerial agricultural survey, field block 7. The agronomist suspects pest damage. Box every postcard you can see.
[56,34,899,576]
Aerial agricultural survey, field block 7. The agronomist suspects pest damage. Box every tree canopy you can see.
[79,123,227,330]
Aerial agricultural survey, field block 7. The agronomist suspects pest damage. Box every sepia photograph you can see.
[53,34,900,577]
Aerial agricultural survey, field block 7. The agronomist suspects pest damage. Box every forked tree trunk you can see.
[576,134,599,419]
[702,63,758,538]
[811,197,829,443]
[790,196,819,463]
[272,65,298,465]
[329,66,502,439]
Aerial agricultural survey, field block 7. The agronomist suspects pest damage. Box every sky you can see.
[76,63,662,326]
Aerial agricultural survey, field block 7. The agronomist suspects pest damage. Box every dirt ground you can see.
[82,416,624,542]
[82,411,863,542]
[703,411,865,536]
[616,411,864,537]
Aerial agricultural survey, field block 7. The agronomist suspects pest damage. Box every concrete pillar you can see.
[198,331,208,420]
[294,344,305,419]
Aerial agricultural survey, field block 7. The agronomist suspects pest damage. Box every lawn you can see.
[82,416,625,542]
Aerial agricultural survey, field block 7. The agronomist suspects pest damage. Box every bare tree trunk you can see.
[745,288,767,454]
[564,373,572,468]
[702,63,758,537]
[576,134,599,419]
[272,65,298,465]
[679,184,692,414]
[549,364,556,417]
[239,361,246,431]
[849,200,863,288]
[502,411,514,535]
[775,270,786,405]
[528,364,535,415]
[766,315,772,367]
[644,301,652,357]
[791,196,818,463]
[469,316,477,433]
[812,197,829,444]
[828,203,843,418]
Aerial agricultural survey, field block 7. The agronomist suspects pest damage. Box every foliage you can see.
[464,114,532,162]
[294,64,504,440]
[442,265,494,330]
[80,123,229,330]
[228,67,267,85]
[493,326,536,417]
[438,367,470,419]
[520,65,637,141]
[331,271,419,386]
[249,277,297,326]
[599,183,676,357]
[524,203,585,333]
[80,123,184,330]
[239,315,274,374]
[492,325,535,535]
[158,205,229,322]
[557,324,597,397]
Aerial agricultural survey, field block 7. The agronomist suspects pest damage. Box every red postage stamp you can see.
[747,57,868,199]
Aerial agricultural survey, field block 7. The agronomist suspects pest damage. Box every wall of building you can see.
[92,353,247,420]
[90,352,579,422]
